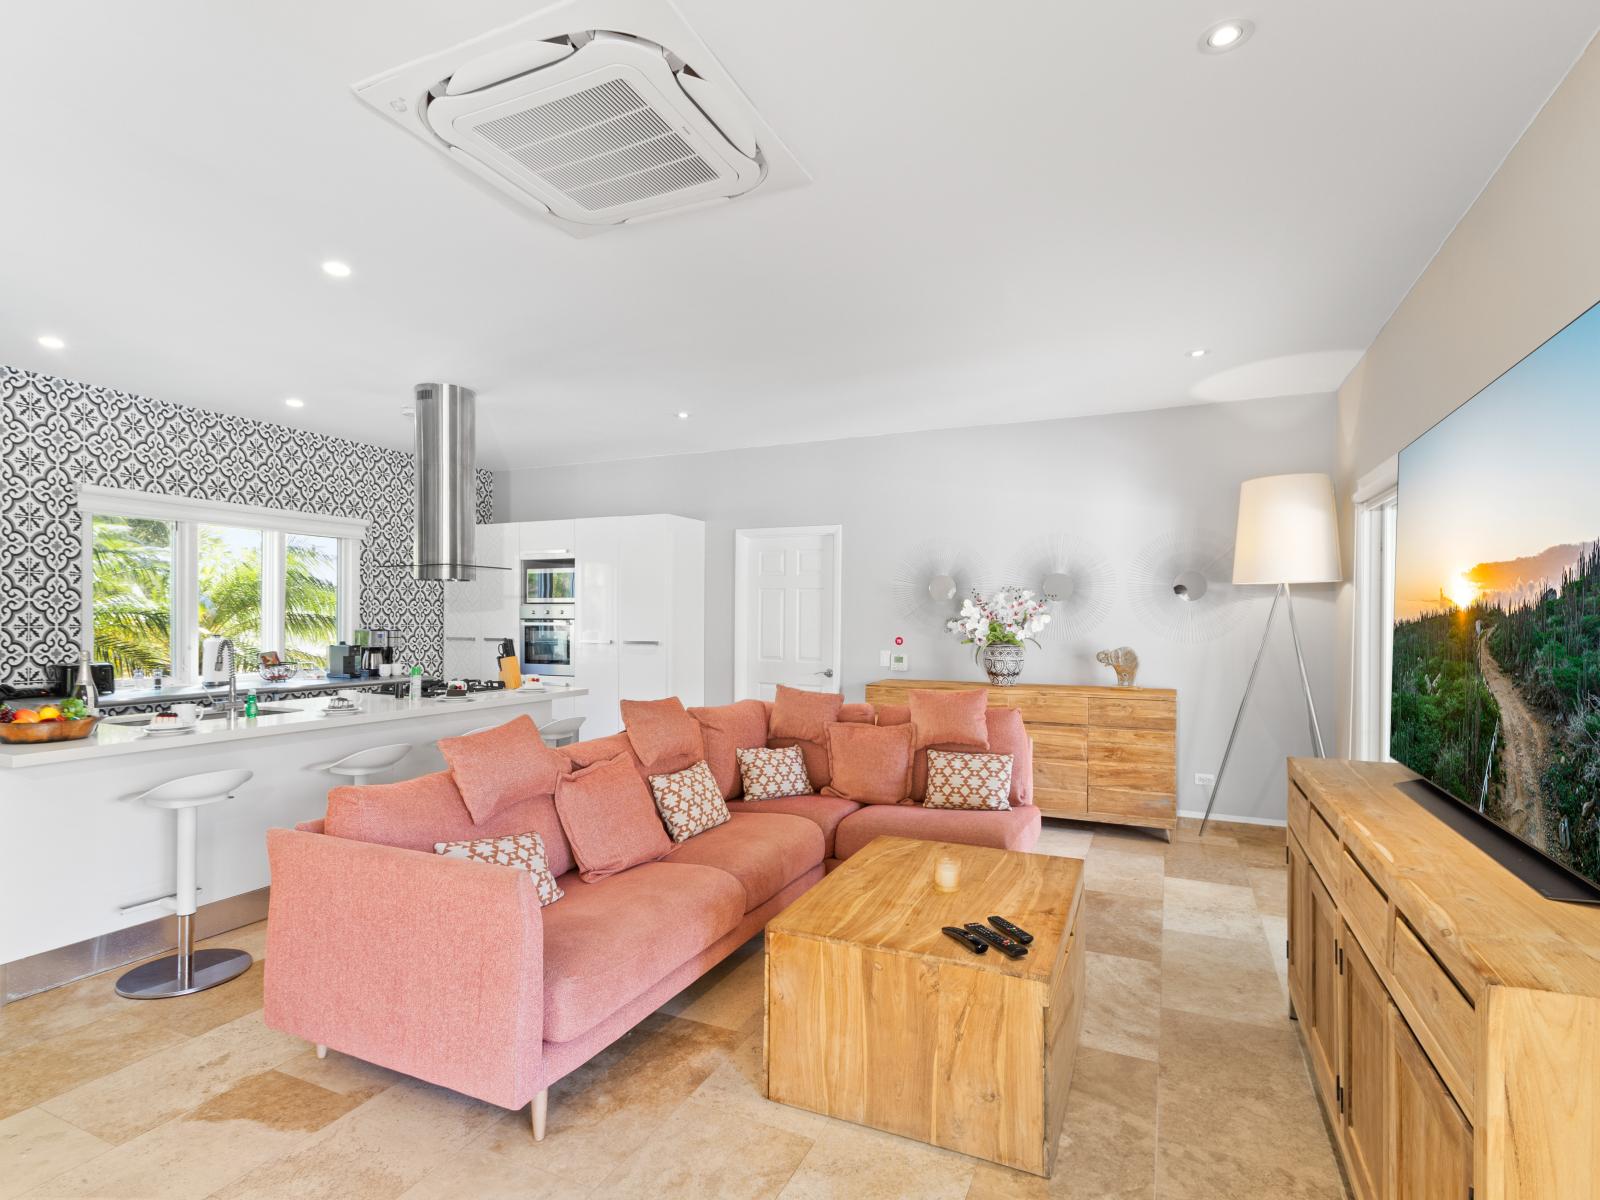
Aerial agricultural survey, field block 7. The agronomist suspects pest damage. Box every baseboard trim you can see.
[1,887,270,1005]
[1177,809,1288,828]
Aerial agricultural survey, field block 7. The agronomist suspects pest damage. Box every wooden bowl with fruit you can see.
[0,699,99,743]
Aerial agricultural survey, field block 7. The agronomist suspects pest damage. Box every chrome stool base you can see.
[116,946,252,999]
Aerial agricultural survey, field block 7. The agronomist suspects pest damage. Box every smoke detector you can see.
[353,1,808,237]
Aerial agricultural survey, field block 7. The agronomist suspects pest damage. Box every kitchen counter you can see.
[0,686,585,770]
[23,674,410,710]
[0,685,588,996]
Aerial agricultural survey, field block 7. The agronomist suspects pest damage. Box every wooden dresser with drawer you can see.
[1287,758,1600,1199]
[863,679,1177,834]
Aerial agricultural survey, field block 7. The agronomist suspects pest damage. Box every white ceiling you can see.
[3,1,1596,469]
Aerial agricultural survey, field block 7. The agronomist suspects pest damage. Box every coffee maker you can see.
[328,643,366,679]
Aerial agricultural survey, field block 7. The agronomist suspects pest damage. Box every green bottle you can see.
[244,690,259,719]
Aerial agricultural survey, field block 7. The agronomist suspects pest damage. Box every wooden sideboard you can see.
[863,679,1177,834]
[1287,758,1600,1200]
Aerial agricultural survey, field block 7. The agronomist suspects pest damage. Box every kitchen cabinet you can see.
[573,516,620,737]
[520,519,575,560]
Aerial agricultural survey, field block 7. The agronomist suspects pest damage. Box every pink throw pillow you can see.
[688,700,770,799]
[908,689,991,751]
[554,754,673,882]
[923,750,1013,811]
[769,685,843,743]
[439,715,566,825]
[621,697,707,775]
[433,831,566,905]
[823,722,914,805]
[647,760,730,842]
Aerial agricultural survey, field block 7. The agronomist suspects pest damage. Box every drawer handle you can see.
[623,640,661,645]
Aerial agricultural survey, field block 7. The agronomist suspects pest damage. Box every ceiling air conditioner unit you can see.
[353,2,807,237]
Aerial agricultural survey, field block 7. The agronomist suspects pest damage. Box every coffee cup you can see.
[172,703,201,727]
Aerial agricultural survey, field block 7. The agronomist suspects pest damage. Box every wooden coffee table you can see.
[764,836,1085,1176]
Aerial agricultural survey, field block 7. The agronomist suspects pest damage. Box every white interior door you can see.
[736,528,840,701]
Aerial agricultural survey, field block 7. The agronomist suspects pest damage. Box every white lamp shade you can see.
[1232,473,1342,585]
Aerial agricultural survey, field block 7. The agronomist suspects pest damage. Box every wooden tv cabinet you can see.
[863,679,1177,834]
[1286,758,1600,1199]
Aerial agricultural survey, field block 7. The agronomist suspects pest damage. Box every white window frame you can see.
[1350,458,1399,761]
[78,485,367,684]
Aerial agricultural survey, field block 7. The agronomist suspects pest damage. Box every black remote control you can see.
[964,922,1029,958]
[942,926,989,955]
[988,915,1034,945]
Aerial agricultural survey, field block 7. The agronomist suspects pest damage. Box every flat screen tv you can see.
[1391,299,1600,903]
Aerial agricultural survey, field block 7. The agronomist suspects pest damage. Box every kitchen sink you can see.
[104,706,300,727]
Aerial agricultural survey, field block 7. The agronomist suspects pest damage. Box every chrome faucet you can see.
[211,639,238,714]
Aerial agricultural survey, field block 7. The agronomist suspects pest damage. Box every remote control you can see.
[964,922,1029,958]
[988,915,1034,945]
[942,926,989,954]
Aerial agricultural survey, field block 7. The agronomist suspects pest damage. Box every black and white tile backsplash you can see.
[0,367,492,685]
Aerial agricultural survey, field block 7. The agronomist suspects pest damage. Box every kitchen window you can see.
[80,486,366,684]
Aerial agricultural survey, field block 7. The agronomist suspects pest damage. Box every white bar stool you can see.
[319,743,413,786]
[116,768,254,999]
[538,716,585,748]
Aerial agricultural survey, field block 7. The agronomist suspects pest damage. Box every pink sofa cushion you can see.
[620,697,706,775]
[325,770,574,878]
[768,685,842,743]
[724,794,860,859]
[833,802,1043,860]
[560,732,646,775]
[764,703,873,791]
[554,754,674,883]
[540,861,745,1043]
[662,812,824,911]
[908,689,990,751]
[822,722,914,805]
[687,700,769,799]
[438,715,566,824]
[877,705,1033,806]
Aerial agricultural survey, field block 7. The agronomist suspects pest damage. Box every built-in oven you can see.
[524,558,576,604]
[521,602,576,677]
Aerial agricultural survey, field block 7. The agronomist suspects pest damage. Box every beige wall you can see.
[1334,31,1600,752]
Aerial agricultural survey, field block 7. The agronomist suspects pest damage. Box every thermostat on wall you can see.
[890,652,909,672]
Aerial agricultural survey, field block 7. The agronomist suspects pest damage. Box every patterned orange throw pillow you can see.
[647,760,731,842]
[922,750,1014,811]
[735,745,812,800]
[433,831,565,906]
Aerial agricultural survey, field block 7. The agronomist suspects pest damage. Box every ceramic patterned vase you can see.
[980,643,1025,686]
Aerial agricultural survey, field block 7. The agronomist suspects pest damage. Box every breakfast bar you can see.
[0,686,586,1001]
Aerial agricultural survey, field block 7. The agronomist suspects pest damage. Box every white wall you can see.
[1333,33,1600,754]
[499,394,1338,822]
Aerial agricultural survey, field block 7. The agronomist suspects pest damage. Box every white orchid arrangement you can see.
[946,587,1051,661]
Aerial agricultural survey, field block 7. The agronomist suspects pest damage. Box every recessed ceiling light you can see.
[36,334,65,350]
[677,411,690,420]
[321,260,352,278]
[1188,348,1209,358]
[284,397,305,408]
[1199,19,1254,53]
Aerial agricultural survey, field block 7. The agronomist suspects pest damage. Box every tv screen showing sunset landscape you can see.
[1392,300,1600,891]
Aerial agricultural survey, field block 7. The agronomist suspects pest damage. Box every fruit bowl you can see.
[0,715,100,744]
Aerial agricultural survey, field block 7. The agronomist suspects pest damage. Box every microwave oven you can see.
[524,558,576,603]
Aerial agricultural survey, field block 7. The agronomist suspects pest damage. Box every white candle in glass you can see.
[933,855,960,893]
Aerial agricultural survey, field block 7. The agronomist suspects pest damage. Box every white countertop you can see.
[0,687,586,770]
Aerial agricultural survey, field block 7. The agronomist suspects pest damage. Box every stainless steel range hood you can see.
[412,382,480,582]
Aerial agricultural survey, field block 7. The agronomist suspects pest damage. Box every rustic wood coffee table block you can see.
[765,836,1085,1176]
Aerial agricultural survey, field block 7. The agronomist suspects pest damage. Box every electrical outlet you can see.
[879,649,892,667]
[1195,772,1217,788]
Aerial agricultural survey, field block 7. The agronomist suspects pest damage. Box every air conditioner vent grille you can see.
[474,76,720,212]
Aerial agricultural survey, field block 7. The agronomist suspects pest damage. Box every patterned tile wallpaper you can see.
[0,367,492,685]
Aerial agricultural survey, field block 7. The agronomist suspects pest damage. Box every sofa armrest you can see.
[263,827,544,1110]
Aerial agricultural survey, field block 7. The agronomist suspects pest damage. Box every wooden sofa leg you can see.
[531,1089,548,1141]
[315,1043,327,1060]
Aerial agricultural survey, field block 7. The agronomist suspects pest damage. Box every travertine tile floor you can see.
[0,819,1347,1199]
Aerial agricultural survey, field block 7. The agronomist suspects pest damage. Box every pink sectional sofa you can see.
[263,693,1039,1137]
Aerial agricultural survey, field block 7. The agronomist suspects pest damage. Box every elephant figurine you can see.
[1096,646,1139,687]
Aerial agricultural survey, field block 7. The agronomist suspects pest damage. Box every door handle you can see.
[815,668,835,678]
[579,639,614,645]
[623,640,661,645]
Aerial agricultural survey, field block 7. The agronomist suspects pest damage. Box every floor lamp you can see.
[1200,473,1342,835]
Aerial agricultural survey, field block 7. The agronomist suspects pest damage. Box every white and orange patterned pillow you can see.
[647,759,730,842]
[434,831,565,906]
[735,745,812,801]
[922,750,1014,811]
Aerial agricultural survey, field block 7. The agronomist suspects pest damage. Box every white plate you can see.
[141,725,198,738]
